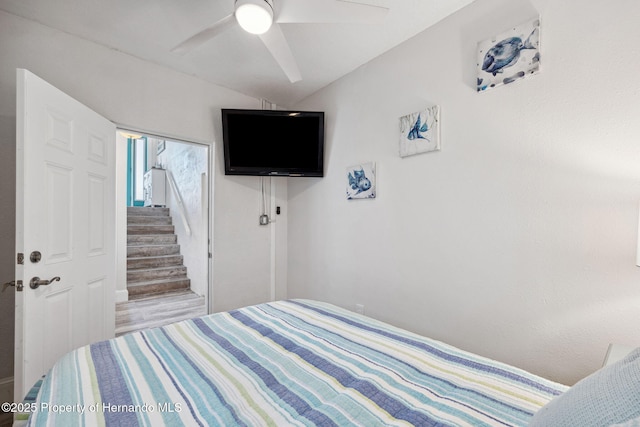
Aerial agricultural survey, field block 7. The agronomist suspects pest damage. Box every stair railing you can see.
[165,169,192,236]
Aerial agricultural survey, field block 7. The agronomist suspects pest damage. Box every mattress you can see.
[24,299,567,426]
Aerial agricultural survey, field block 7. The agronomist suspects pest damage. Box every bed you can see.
[22,299,570,426]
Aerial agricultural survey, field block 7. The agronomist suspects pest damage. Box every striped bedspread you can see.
[27,299,566,426]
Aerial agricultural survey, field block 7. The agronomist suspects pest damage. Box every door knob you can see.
[29,276,60,289]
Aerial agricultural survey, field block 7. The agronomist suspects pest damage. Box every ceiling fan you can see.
[171,0,389,83]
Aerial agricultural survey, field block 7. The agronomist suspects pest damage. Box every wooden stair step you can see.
[127,215,172,225]
[127,224,175,235]
[127,277,190,297]
[127,244,180,257]
[128,265,188,283]
[127,234,178,245]
[127,255,184,270]
[127,207,170,217]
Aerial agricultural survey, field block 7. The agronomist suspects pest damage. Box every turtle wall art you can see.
[477,18,540,92]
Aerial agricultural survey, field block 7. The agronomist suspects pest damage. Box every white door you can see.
[14,69,116,400]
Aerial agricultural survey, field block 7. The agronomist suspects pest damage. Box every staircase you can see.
[127,207,190,298]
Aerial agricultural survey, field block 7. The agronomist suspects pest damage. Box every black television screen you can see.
[222,109,324,177]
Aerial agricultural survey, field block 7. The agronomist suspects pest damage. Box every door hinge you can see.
[17,253,24,265]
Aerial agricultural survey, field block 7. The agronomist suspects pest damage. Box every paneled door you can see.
[14,69,116,400]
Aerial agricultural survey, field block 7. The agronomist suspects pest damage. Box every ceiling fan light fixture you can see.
[235,0,274,35]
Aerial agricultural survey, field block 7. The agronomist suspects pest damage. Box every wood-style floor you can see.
[115,290,207,336]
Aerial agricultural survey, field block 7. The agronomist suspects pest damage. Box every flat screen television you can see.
[222,109,325,177]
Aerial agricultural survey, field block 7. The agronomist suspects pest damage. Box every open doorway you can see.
[115,129,212,335]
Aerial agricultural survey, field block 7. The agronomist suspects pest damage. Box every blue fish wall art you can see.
[407,114,429,141]
[399,105,440,158]
[346,162,376,199]
[477,18,540,92]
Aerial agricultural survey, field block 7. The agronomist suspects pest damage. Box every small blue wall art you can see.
[399,105,440,158]
[477,17,540,92]
[346,162,376,200]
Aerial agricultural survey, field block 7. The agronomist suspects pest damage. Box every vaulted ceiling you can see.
[0,0,476,106]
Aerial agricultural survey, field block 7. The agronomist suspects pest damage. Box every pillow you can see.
[529,347,640,427]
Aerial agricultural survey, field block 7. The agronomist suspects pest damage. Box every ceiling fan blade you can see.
[259,24,302,83]
[171,14,236,55]
[276,0,388,24]
[337,0,389,6]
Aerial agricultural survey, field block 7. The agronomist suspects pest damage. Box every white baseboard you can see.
[115,289,129,303]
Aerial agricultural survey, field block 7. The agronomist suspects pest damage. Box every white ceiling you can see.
[0,0,475,107]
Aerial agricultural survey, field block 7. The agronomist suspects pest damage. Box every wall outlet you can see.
[355,304,365,315]
[259,214,269,225]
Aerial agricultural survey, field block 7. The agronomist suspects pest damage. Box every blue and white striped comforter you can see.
[27,300,566,426]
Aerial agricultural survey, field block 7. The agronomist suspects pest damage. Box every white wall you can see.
[158,140,209,297]
[290,0,640,386]
[0,9,284,393]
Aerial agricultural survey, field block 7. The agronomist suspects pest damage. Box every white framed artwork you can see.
[477,17,540,92]
[399,105,440,158]
[347,162,376,200]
